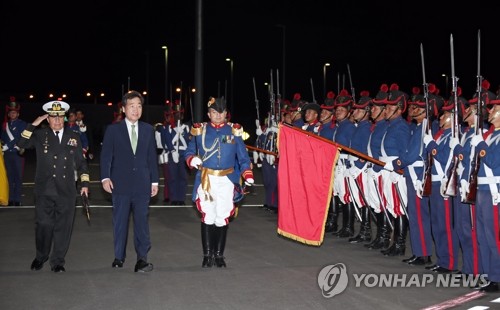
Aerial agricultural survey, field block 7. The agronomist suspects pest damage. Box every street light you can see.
[162,45,168,101]
[226,58,234,113]
[323,63,331,100]
[442,73,449,95]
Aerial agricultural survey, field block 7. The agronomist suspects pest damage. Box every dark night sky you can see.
[1,1,499,128]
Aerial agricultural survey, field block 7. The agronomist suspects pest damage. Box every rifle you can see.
[347,64,356,104]
[444,34,460,196]
[310,78,317,104]
[252,77,260,123]
[420,43,433,197]
[276,69,281,123]
[465,30,483,204]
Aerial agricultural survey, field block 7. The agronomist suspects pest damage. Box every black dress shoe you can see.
[425,264,439,271]
[479,281,499,292]
[433,266,458,273]
[134,259,153,272]
[402,255,416,263]
[30,258,46,271]
[112,258,124,268]
[408,256,432,266]
[51,265,66,273]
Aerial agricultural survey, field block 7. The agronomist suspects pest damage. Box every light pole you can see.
[323,63,331,100]
[226,58,234,113]
[162,45,168,102]
[442,73,449,95]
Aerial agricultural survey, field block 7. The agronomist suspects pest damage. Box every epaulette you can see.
[190,122,204,136]
[231,123,243,136]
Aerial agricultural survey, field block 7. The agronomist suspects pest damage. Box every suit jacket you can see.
[18,124,89,197]
[100,120,159,195]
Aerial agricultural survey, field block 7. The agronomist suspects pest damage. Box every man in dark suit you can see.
[18,100,89,273]
[100,90,159,272]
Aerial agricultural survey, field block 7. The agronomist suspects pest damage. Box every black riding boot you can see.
[364,212,383,248]
[324,199,337,233]
[367,212,392,250]
[337,202,355,238]
[201,223,215,268]
[349,206,371,243]
[214,225,228,268]
[384,216,407,256]
[331,197,342,236]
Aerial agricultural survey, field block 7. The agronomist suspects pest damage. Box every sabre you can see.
[352,174,378,225]
[371,177,394,230]
[345,176,362,222]
[81,192,91,224]
[394,182,410,221]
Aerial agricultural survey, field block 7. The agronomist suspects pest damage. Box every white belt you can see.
[408,161,424,168]
[380,156,397,162]
[477,176,500,184]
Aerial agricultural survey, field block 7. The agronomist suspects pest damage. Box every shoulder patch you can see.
[190,123,204,136]
[232,124,243,137]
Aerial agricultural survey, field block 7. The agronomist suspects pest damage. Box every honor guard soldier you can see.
[466,93,500,292]
[379,83,411,256]
[451,87,483,276]
[422,97,460,273]
[164,100,190,205]
[364,84,391,250]
[331,89,356,237]
[155,102,172,203]
[319,91,336,232]
[289,93,306,128]
[1,96,27,206]
[301,102,321,133]
[66,108,89,157]
[185,97,254,268]
[260,105,280,213]
[18,100,89,272]
[394,88,433,265]
[346,91,373,244]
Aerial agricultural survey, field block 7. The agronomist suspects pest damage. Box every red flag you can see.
[277,123,340,246]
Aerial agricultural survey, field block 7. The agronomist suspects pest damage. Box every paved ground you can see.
[1,151,500,309]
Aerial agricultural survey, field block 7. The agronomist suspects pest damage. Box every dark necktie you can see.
[55,131,60,144]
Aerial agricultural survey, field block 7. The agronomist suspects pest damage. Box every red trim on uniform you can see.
[343,178,351,203]
[186,156,195,169]
[242,169,253,180]
[470,204,480,275]
[195,198,205,222]
[444,199,455,270]
[357,174,366,207]
[415,196,428,257]
[210,122,226,129]
[493,205,500,255]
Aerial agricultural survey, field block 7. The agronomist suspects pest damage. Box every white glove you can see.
[449,137,459,149]
[266,154,275,166]
[460,179,469,202]
[390,171,400,183]
[348,166,361,179]
[244,178,254,186]
[258,152,265,161]
[190,157,202,169]
[383,161,394,172]
[415,180,423,198]
[253,151,259,164]
[470,134,483,147]
[2,145,9,151]
[171,150,179,163]
[256,127,263,136]
[423,134,433,147]
[14,145,20,151]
